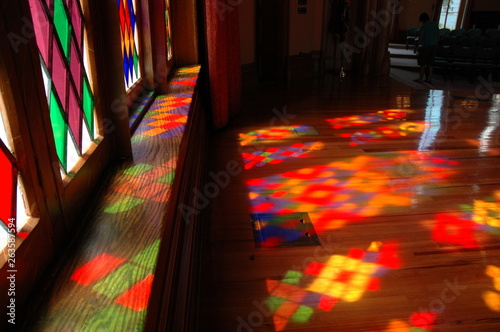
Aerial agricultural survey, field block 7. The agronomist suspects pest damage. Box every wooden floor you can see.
[199,73,500,332]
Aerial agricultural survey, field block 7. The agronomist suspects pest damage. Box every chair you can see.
[466,28,483,38]
[449,46,475,82]
[406,27,420,50]
[439,28,450,37]
[450,28,466,37]
[485,29,500,38]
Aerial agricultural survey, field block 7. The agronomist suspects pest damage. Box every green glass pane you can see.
[53,0,71,59]
[133,50,140,77]
[82,76,94,139]
[50,90,68,170]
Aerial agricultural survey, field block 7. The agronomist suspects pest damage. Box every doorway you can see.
[255,0,289,82]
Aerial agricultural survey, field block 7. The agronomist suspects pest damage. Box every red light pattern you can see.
[265,242,400,331]
[432,213,479,248]
[247,154,457,231]
[340,122,427,146]
[71,253,126,286]
[327,109,413,129]
[239,126,319,146]
[242,142,322,170]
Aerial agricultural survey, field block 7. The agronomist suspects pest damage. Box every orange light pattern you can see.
[340,121,427,146]
[469,192,500,234]
[265,242,400,331]
[134,66,199,140]
[373,312,438,331]
[238,126,319,146]
[105,158,176,214]
[242,142,322,170]
[327,109,413,129]
[247,153,457,231]
[483,265,500,312]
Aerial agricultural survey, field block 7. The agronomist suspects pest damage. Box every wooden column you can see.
[203,0,241,129]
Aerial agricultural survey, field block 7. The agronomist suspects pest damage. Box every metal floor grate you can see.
[250,212,321,248]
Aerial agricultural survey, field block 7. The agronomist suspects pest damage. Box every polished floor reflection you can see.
[200,74,500,332]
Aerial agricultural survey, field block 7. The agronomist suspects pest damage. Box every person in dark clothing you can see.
[414,12,439,83]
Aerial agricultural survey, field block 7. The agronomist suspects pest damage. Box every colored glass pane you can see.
[0,141,17,229]
[70,40,82,97]
[29,0,51,66]
[30,0,97,174]
[68,87,82,149]
[165,0,173,60]
[67,0,83,46]
[82,76,94,138]
[53,0,71,58]
[117,0,141,89]
[51,38,68,110]
[50,90,68,170]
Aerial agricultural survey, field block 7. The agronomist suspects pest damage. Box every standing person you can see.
[414,12,439,83]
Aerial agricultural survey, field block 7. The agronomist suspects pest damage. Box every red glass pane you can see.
[29,0,51,66]
[70,40,82,97]
[68,87,81,149]
[0,141,17,228]
[51,37,68,110]
[66,0,83,47]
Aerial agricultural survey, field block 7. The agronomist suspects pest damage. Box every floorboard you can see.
[200,73,500,332]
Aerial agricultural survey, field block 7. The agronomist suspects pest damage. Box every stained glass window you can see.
[117,0,141,90]
[165,0,173,60]
[29,0,96,174]
[0,106,29,250]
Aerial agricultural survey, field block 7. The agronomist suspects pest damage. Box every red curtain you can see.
[204,0,242,129]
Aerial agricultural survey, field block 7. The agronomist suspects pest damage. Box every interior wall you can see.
[238,0,255,65]
[288,0,324,55]
[473,0,500,11]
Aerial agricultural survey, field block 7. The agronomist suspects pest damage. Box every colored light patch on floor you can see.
[461,192,500,234]
[432,213,479,248]
[327,109,413,129]
[104,196,145,213]
[115,273,154,311]
[71,253,126,286]
[264,242,399,331]
[483,265,500,312]
[246,154,457,231]
[92,263,151,298]
[340,122,427,146]
[377,312,438,332]
[250,213,320,248]
[304,243,400,302]
[131,240,161,270]
[239,126,320,146]
[107,162,176,213]
[79,304,146,332]
[242,142,322,170]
